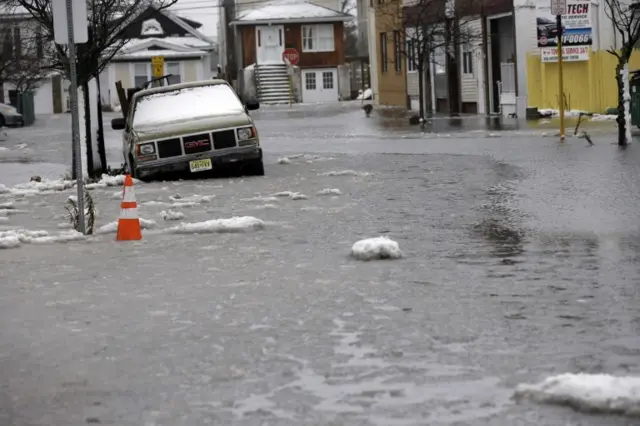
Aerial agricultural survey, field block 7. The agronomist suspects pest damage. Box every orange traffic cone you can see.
[116,175,142,241]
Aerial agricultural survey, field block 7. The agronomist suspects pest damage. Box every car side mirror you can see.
[246,99,260,111]
[111,117,126,130]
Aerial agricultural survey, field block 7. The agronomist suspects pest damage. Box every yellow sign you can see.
[151,56,164,78]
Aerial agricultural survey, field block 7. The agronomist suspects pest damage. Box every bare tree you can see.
[604,0,640,146]
[5,0,177,178]
[0,24,49,95]
[340,0,358,57]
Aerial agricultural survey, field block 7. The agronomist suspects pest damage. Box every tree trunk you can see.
[445,18,461,116]
[418,65,425,119]
[81,81,95,178]
[95,73,107,173]
[616,61,627,146]
[424,48,433,116]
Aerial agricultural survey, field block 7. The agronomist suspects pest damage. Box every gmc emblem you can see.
[185,139,209,149]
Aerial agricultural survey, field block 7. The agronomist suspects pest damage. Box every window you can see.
[380,32,387,73]
[35,26,43,60]
[133,84,245,127]
[134,63,150,88]
[462,43,473,74]
[393,30,401,72]
[322,71,333,89]
[12,27,20,59]
[305,72,316,90]
[406,39,417,72]
[302,24,334,52]
[166,62,181,84]
[434,46,445,75]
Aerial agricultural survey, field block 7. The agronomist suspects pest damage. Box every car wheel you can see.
[245,159,265,176]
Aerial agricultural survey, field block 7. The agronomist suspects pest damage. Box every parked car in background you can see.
[111,80,263,180]
[0,102,24,127]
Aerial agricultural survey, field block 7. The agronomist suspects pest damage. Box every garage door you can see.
[302,68,338,103]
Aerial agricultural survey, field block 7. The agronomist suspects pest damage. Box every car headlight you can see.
[236,126,256,141]
[137,143,156,156]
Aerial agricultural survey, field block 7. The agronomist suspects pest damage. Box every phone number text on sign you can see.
[541,46,589,62]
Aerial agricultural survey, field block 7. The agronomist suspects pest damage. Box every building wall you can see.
[374,0,407,106]
[514,0,625,115]
[367,2,379,103]
[240,22,345,68]
[526,49,640,113]
[460,18,482,105]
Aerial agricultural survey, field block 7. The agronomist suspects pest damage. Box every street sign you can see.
[152,56,164,78]
[282,48,300,66]
[551,0,566,16]
[52,0,88,44]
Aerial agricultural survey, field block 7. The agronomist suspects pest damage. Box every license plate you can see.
[189,158,212,173]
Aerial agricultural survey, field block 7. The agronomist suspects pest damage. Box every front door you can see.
[302,69,338,103]
[256,25,284,64]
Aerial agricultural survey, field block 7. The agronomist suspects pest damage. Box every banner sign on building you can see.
[541,45,590,62]
[537,0,592,48]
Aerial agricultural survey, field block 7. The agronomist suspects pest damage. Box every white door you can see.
[33,79,54,115]
[256,25,284,64]
[302,69,338,103]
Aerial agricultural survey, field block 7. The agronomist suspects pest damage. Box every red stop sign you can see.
[282,48,300,65]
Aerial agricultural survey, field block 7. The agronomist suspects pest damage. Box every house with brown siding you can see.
[230,0,352,104]
[372,0,407,106]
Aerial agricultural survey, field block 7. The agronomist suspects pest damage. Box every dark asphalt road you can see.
[0,103,639,425]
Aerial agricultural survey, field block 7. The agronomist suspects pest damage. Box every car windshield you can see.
[132,83,245,127]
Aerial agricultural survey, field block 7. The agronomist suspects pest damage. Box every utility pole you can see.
[551,0,566,141]
[222,0,236,82]
[445,0,460,116]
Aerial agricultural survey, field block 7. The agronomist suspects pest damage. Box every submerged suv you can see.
[111,80,263,180]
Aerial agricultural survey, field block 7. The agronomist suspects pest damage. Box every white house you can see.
[100,6,218,108]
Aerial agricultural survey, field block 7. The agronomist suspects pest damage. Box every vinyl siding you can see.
[460,18,482,103]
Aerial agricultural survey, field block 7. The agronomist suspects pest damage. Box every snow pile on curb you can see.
[167,216,265,234]
[278,157,291,164]
[160,210,185,221]
[85,174,140,189]
[0,229,85,249]
[273,191,307,200]
[351,236,403,261]
[537,109,589,117]
[317,188,342,196]
[319,170,371,177]
[514,373,640,416]
[97,218,157,234]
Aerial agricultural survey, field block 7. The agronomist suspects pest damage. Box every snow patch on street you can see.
[10,178,75,195]
[278,157,291,164]
[169,194,215,203]
[351,236,403,261]
[97,218,157,234]
[317,188,342,196]
[85,174,139,189]
[142,200,200,208]
[320,170,371,177]
[244,196,279,202]
[273,191,307,200]
[514,373,640,416]
[0,229,85,249]
[251,203,277,210]
[167,216,265,234]
[160,210,185,221]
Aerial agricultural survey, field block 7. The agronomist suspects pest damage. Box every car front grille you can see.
[157,138,182,158]
[212,130,237,150]
[183,133,212,155]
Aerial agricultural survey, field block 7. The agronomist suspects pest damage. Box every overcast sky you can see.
[170,0,219,38]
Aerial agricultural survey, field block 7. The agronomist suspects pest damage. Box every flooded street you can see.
[0,103,639,425]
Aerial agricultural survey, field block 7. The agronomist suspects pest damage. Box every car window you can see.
[132,84,245,127]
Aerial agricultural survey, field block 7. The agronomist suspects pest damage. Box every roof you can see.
[231,0,353,26]
[113,36,213,61]
[132,79,228,99]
